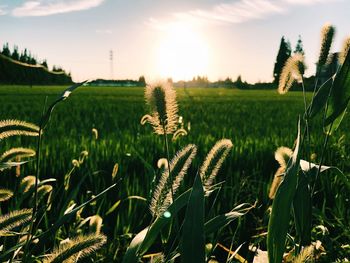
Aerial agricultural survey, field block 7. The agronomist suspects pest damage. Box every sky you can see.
[0,0,349,83]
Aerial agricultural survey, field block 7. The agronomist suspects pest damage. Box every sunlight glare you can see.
[156,23,209,81]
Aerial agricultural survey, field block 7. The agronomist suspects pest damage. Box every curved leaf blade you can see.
[267,119,301,263]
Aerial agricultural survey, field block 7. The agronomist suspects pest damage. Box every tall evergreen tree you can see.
[294,35,305,55]
[273,36,291,84]
[294,35,306,74]
[41,60,48,68]
[19,48,28,63]
[1,43,11,57]
[11,45,19,61]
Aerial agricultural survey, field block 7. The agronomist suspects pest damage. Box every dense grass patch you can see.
[1,85,349,261]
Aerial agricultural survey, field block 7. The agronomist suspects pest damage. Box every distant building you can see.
[87,79,145,87]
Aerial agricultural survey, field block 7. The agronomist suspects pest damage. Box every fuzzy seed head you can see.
[111,163,119,181]
[0,188,14,202]
[144,81,178,134]
[318,23,335,68]
[269,146,293,199]
[91,128,98,140]
[0,119,39,141]
[274,147,293,168]
[157,158,169,170]
[269,166,285,199]
[0,208,32,235]
[278,53,305,94]
[293,245,315,263]
[43,234,107,263]
[0,147,36,163]
[72,159,80,167]
[150,144,197,217]
[339,36,350,65]
[200,139,233,195]
[37,185,53,204]
[19,175,36,193]
[0,119,39,131]
[89,215,103,234]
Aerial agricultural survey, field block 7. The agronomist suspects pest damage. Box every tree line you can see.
[0,43,72,85]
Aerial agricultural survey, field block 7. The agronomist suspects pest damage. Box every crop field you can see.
[0,85,349,262]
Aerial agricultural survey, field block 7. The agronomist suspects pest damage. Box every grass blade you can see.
[40,81,87,129]
[293,172,311,246]
[123,189,191,263]
[306,77,333,118]
[180,174,205,263]
[37,183,117,243]
[204,203,254,234]
[324,48,350,131]
[267,119,301,263]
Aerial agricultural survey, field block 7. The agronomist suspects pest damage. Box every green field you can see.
[1,85,349,261]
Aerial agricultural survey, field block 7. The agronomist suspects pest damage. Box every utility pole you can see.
[109,50,114,80]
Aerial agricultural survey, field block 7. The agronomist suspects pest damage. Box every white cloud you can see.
[179,0,285,24]
[0,5,8,15]
[284,0,340,5]
[12,0,105,17]
[148,0,342,28]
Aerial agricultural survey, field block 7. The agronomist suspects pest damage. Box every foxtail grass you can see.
[339,36,350,65]
[199,139,233,195]
[0,188,14,202]
[89,215,103,234]
[318,23,335,71]
[293,245,314,263]
[269,147,293,200]
[0,119,39,131]
[111,163,119,181]
[150,144,197,217]
[37,184,53,204]
[143,81,178,135]
[278,53,305,94]
[42,234,107,263]
[274,146,293,168]
[19,175,36,193]
[0,208,32,236]
[0,147,36,163]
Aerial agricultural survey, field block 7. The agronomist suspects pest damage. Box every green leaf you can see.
[37,183,117,243]
[267,119,301,263]
[105,196,146,216]
[306,77,333,118]
[324,49,350,130]
[123,189,191,263]
[0,160,31,171]
[204,203,254,234]
[105,200,121,216]
[181,174,205,263]
[40,81,86,129]
[293,172,311,246]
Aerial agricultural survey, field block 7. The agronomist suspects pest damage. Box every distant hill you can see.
[0,54,72,85]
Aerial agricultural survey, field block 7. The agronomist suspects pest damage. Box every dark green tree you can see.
[294,35,306,74]
[294,35,305,55]
[138,75,146,86]
[29,56,37,65]
[273,36,291,84]
[41,60,48,68]
[20,48,28,63]
[1,43,11,57]
[11,45,20,61]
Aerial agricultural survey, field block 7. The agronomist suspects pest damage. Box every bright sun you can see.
[155,23,209,81]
